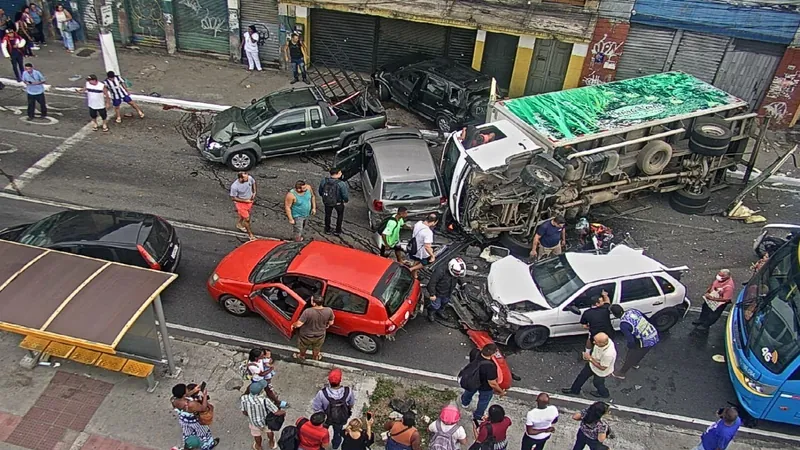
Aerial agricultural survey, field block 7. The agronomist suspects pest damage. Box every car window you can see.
[654,276,676,294]
[77,245,117,261]
[281,275,321,300]
[621,277,661,303]
[449,87,461,105]
[373,264,414,316]
[569,283,616,310]
[383,180,440,201]
[243,98,278,127]
[251,242,306,283]
[269,110,306,133]
[531,255,585,307]
[324,286,368,315]
[423,76,446,98]
[259,286,299,319]
[365,157,378,188]
[399,70,420,86]
[310,108,322,129]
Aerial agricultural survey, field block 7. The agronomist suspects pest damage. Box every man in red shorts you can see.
[230,171,257,240]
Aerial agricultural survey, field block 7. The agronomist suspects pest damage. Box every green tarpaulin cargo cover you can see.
[499,72,747,148]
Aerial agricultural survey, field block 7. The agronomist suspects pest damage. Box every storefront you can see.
[239,0,282,64]
[173,0,229,55]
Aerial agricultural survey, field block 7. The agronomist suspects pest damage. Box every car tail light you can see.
[440,196,447,205]
[386,323,397,333]
[373,200,384,212]
[137,244,162,271]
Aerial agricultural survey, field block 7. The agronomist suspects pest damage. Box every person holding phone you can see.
[171,383,219,450]
[341,416,373,450]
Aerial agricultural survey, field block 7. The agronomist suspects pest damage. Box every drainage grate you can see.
[75,49,95,57]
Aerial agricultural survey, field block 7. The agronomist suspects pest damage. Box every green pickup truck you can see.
[198,86,386,171]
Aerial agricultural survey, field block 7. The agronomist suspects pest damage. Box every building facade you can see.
[579,0,800,127]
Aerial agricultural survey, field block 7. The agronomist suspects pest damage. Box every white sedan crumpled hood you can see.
[487,256,551,309]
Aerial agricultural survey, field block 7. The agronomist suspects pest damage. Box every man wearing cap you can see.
[312,369,355,450]
[78,74,110,131]
[241,383,285,450]
[530,216,566,260]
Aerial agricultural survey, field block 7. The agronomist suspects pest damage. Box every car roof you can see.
[371,137,438,182]
[288,241,393,294]
[35,210,151,246]
[564,245,668,284]
[409,58,491,87]
[464,120,542,172]
[261,87,320,110]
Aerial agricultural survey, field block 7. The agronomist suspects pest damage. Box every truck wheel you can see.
[342,134,361,148]
[756,236,785,258]
[349,333,381,354]
[520,165,562,195]
[672,186,710,206]
[689,138,728,157]
[690,120,732,148]
[651,310,680,332]
[498,232,532,258]
[226,150,257,171]
[514,326,549,350]
[636,141,673,175]
[377,82,390,101]
[669,195,708,215]
[436,114,454,133]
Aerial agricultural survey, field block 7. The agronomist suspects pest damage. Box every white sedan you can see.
[485,245,690,349]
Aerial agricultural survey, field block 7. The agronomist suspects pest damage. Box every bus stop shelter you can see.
[0,240,179,385]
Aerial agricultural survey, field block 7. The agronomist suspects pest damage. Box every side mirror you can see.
[565,305,581,315]
[264,128,273,134]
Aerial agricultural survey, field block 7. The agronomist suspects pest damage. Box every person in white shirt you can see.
[409,213,438,276]
[242,25,261,72]
[562,332,617,399]
[78,74,110,131]
[523,393,559,450]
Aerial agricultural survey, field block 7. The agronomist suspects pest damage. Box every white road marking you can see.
[164,322,800,443]
[19,116,59,125]
[0,192,278,241]
[3,122,95,191]
[0,144,18,155]
[0,129,70,140]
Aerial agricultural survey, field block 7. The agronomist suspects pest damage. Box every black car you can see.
[0,210,181,272]
[372,56,493,132]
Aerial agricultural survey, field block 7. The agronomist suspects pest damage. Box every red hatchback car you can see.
[207,240,422,354]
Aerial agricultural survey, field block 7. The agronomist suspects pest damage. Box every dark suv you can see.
[372,57,492,133]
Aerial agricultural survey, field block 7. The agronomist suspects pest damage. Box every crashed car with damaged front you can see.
[476,245,690,349]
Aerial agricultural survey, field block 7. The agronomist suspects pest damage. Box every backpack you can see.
[278,418,307,450]
[321,178,340,207]
[408,227,420,257]
[429,420,459,450]
[376,216,398,234]
[458,359,490,391]
[473,423,495,450]
[322,387,351,426]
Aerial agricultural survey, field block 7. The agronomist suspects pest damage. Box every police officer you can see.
[609,304,659,379]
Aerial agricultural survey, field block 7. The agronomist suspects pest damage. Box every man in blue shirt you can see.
[530,216,566,260]
[21,63,46,120]
[695,407,741,450]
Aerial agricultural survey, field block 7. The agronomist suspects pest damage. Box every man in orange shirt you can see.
[693,269,735,332]
[297,412,331,450]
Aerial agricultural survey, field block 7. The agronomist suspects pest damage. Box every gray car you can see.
[333,128,446,229]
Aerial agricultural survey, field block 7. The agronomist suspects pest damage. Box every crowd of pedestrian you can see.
[168,342,742,450]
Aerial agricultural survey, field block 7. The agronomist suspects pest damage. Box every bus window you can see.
[440,137,461,197]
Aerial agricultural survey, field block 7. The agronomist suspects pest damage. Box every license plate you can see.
[171,245,179,259]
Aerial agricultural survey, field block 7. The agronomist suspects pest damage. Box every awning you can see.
[0,240,177,353]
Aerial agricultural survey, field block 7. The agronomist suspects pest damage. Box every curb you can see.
[1,77,230,112]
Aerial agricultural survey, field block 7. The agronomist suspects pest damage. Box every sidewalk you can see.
[0,331,791,450]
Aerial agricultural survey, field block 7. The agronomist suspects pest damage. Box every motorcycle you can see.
[575,218,638,254]
[753,224,800,258]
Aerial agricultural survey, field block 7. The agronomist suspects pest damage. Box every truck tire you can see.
[690,119,732,148]
[226,149,257,171]
[498,232,533,258]
[669,195,708,215]
[514,326,549,350]
[436,114,455,133]
[636,141,673,175]
[672,186,710,206]
[689,138,728,157]
[755,236,785,258]
[520,165,562,195]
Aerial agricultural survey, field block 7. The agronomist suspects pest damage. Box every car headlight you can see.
[209,272,219,287]
[207,140,223,150]
[743,375,777,395]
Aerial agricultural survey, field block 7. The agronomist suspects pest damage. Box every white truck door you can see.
[439,133,469,223]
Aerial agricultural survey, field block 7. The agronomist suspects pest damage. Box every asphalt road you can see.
[2,89,800,433]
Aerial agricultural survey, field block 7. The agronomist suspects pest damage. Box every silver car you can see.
[333,128,447,229]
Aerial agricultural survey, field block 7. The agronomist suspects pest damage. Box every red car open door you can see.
[250,283,308,339]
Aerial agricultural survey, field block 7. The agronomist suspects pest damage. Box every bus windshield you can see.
[741,238,800,374]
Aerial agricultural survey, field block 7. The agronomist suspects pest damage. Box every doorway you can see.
[526,39,573,95]
[481,32,519,91]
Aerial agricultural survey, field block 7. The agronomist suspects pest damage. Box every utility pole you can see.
[92,0,121,76]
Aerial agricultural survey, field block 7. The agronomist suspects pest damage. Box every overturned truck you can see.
[438,71,762,253]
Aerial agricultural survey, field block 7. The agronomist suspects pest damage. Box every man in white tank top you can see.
[78,74,110,131]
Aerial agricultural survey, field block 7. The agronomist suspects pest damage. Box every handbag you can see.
[197,403,214,425]
[66,19,80,32]
[265,411,285,431]
[468,423,495,450]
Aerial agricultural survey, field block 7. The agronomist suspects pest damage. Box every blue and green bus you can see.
[726,234,800,425]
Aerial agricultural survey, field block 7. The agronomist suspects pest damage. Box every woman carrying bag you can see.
[170,383,220,450]
[472,405,511,450]
[53,4,74,52]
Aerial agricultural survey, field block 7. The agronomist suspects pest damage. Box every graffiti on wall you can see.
[583,70,602,87]
[178,0,226,37]
[229,9,239,31]
[763,101,788,120]
[130,0,165,37]
[766,71,799,100]
[591,34,622,68]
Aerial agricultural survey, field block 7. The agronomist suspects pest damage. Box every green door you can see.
[126,0,166,47]
[173,0,229,54]
[257,109,313,156]
[525,39,573,95]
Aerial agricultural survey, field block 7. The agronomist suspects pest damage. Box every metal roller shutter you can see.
[670,31,730,83]
[78,1,122,43]
[311,9,377,73]
[174,0,229,54]
[376,18,447,68]
[125,0,166,47]
[714,39,784,109]
[615,25,675,80]
[446,28,476,67]
[239,0,281,63]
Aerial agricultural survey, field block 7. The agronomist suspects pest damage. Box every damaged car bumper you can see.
[197,135,225,163]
